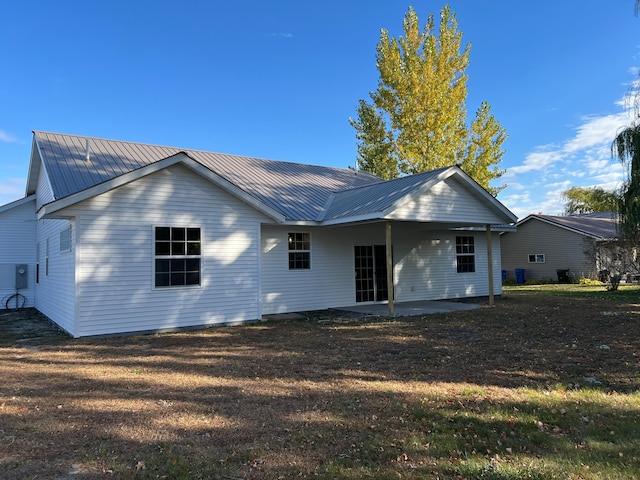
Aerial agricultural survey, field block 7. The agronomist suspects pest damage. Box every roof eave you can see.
[517,214,614,240]
[384,166,517,224]
[25,134,52,197]
[0,194,36,213]
[37,152,286,222]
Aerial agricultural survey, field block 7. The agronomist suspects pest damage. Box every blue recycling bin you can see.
[515,268,525,284]
[501,270,507,281]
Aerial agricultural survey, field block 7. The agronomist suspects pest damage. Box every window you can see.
[456,236,475,273]
[528,254,545,263]
[60,225,72,253]
[288,232,310,269]
[154,227,201,287]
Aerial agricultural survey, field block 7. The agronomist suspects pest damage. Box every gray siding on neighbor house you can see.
[501,218,597,281]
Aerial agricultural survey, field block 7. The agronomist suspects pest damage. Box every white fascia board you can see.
[382,166,518,224]
[279,212,386,227]
[26,135,52,197]
[452,224,517,232]
[37,152,286,222]
[280,220,321,227]
[0,194,36,213]
[37,156,181,219]
[319,211,384,226]
[25,136,40,195]
[178,155,285,222]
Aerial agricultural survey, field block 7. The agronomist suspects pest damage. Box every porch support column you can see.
[386,220,395,316]
[486,224,495,306]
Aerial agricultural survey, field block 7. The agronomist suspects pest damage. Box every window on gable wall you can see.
[288,232,310,269]
[154,227,201,287]
[456,236,475,273]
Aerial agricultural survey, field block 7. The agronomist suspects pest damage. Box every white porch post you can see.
[486,224,495,306]
[386,220,395,315]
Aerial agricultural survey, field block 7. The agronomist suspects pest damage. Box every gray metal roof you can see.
[31,131,516,225]
[33,131,382,221]
[525,213,618,240]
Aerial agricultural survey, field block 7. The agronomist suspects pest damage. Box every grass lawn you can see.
[1,285,639,479]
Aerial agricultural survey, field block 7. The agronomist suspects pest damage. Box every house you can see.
[0,131,517,337]
[500,212,617,283]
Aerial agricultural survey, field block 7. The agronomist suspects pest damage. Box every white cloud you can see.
[562,112,630,154]
[267,33,293,38]
[590,162,625,185]
[508,148,564,174]
[545,180,572,190]
[503,84,639,215]
[0,129,17,143]
[500,192,531,204]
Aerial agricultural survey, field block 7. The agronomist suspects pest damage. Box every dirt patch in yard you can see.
[0,308,69,348]
[0,290,639,479]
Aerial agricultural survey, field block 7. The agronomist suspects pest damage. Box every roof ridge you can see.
[32,130,371,176]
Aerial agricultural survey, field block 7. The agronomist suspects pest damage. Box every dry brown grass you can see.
[1,287,640,479]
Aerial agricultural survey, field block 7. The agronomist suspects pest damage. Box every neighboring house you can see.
[0,131,517,337]
[500,212,617,282]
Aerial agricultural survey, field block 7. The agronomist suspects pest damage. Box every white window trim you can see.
[152,225,203,290]
[455,235,476,274]
[60,224,72,253]
[287,231,311,270]
[528,254,545,263]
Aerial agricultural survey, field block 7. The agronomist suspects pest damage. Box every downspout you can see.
[386,221,395,315]
[486,224,494,306]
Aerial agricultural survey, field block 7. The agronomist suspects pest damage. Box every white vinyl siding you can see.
[34,218,75,333]
[261,223,503,314]
[262,225,369,314]
[0,198,37,308]
[56,164,268,337]
[388,176,507,224]
[393,225,502,301]
[35,167,55,210]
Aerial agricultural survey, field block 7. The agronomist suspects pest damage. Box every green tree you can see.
[610,0,640,242]
[462,101,507,194]
[562,186,619,215]
[350,100,397,180]
[612,124,640,242]
[350,5,507,195]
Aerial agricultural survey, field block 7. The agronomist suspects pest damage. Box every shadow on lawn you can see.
[1,293,639,478]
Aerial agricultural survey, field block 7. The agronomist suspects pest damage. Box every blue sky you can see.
[0,1,638,219]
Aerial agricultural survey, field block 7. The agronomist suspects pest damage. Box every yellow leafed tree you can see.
[350,5,507,195]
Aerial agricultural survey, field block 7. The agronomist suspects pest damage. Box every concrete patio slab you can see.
[334,300,481,317]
